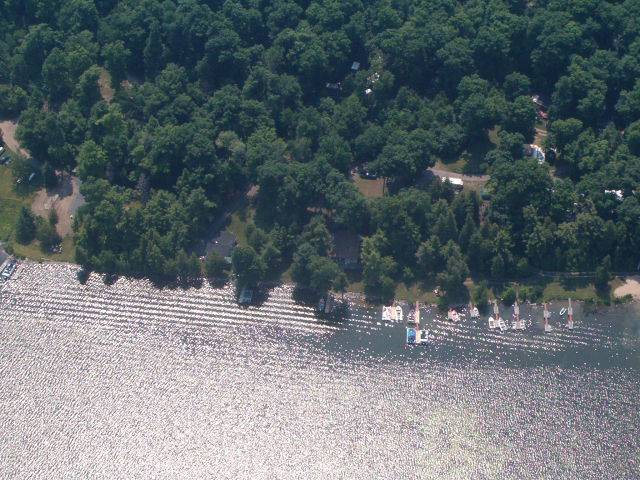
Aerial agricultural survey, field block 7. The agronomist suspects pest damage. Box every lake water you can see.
[1,262,639,479]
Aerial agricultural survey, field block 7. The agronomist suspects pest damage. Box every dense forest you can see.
[1,0,639,301]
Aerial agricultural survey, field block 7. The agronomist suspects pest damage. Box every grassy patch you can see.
[434,158,466,174]
[394,282,438,304]
[353,174,385,198]
[13,235,75,263]
[488,126,501,145]
[226,206,255,248]
[541,281,597,302]
[438,131,498,175]
[0,165,35,241]
[1,165,75,261]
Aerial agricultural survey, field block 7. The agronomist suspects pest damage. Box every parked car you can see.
[359,164,378,179]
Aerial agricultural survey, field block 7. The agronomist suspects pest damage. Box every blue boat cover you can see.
[406,327,416,344]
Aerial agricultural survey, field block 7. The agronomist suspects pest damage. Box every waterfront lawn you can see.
[0,164,31,241]
[395,282,438,304]
[227,205,255,248]
[0,165,76,262]
[542,279,599,302]
[12,235,76,263]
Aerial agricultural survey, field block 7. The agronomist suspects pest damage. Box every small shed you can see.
[331,231,361,270]
[208,231,237,263]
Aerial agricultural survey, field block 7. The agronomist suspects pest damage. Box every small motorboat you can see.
[488,316,497,329]
[470,306,480,318]
[559,307,567,317]
[406,327,417,345]
[318,297,326,313]
[395,305,403,322]
[382,306,391,321]
[498,317,508,332]
[417,329,430,345]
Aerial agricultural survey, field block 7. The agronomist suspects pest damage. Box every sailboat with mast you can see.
[543,302,553,333]
[512,299,525,330]
[566,298,574,330]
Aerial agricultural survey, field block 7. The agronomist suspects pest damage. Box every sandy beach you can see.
[614,276,640,300]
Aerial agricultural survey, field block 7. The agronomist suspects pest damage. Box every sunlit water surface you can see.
[1,262,639,479]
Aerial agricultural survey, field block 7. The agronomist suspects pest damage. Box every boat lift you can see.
[566,298,574,330]
[488,301,498,329]
[543,303,553,333]
[512,300,525,330]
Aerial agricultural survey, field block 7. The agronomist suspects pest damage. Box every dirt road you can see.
[0,120,30,157]
[31,175,85,237]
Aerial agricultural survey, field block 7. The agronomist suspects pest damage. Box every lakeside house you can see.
[604,189,624,201]
[331,230,361,270]
[208,231,237,263]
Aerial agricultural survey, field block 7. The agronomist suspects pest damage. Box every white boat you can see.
[395,305,403,322]
[447,309,460,322]
[470,306,480,318]
[417,329,430,345]
[543,303,553,333]
[382,306,391,321]
[489,301,501,330]
[559,307,567,316]
[566,298,574,330]
[498,317,508,332]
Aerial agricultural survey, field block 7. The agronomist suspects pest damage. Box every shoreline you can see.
[4,257,639,312]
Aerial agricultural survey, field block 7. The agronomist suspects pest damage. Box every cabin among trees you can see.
[331,231,361,270]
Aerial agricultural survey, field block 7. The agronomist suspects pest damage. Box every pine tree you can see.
[15,207,36,244]
[458,212,477,253]
[143,21,164,77]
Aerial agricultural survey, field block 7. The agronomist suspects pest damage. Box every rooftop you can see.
[331,230,361,266]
